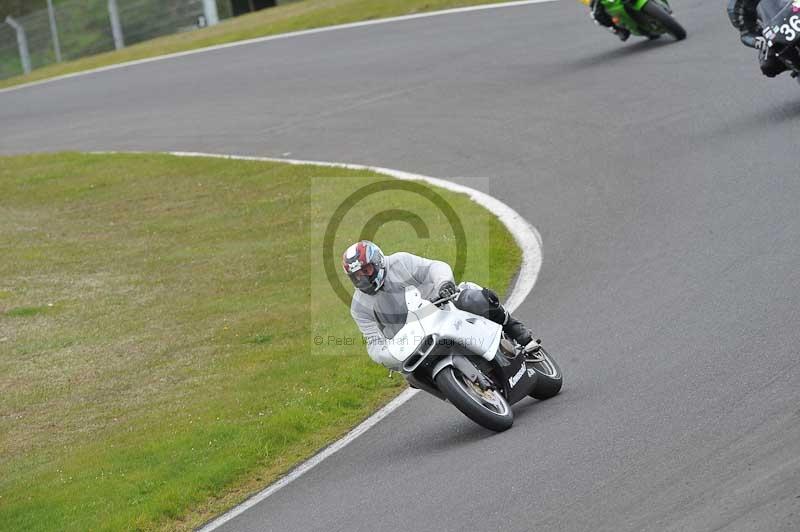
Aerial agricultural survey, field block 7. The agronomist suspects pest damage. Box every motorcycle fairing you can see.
[492,350,538,405]
[600,0,673,36]
[388,287,503,365]
[759,0,800,45]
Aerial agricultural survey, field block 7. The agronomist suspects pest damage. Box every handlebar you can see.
[430,290,460,307]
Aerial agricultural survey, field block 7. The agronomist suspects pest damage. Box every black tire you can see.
[641,1,687,41]
[527,347,563,400]
[435,367,513,432]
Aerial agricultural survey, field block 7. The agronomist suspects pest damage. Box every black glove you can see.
[437,281,457,300]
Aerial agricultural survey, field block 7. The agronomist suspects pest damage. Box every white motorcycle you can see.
[387,286,563,432]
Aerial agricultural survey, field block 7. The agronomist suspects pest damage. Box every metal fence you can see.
[0,0,220,81]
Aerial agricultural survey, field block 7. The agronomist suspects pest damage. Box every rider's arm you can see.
[350,297,401,370]
[394,252,454,293]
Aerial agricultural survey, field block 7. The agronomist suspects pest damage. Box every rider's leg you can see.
[454,287,539,352]
[590,0,630,41]
[503,314,534,347]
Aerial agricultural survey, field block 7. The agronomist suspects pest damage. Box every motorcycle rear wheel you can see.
[435,366,513,432]
[641,0,687,41]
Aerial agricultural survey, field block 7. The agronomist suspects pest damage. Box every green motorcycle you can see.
[582,0,687,41]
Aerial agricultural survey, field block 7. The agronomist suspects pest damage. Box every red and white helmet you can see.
[342,240,386,295]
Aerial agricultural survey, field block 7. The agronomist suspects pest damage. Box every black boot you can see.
[612,26,630,41]
[760,53,788,78]
[503,315,532,346]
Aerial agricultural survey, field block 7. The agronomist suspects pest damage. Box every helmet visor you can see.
[348,263,376,291]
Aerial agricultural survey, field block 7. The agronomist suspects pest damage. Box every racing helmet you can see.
[342,240,386,295]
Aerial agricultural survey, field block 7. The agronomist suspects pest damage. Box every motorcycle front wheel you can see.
[435,366,513,432]
[642,0,687,41]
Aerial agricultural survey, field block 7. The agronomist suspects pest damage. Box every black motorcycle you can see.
[757,0,800,82]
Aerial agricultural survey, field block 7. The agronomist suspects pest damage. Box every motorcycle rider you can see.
[588,0,631,41]
[727,0,788,77]
[342,240,539,370]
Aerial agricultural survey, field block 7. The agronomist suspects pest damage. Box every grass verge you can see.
[0,152,521,531]
[0,0,518,90]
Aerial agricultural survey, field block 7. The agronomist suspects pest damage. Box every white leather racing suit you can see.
[349,252,535,369]
[350,252,454,369]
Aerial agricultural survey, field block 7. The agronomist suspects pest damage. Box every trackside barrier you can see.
[0,0,223,80]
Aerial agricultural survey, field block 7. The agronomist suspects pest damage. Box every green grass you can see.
[0,152,521,531]
[4,305,53,317]
[0,0,514,89]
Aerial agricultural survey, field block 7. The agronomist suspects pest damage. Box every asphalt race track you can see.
[3,1,800,531]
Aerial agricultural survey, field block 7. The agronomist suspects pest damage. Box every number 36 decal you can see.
[777,15,800,42]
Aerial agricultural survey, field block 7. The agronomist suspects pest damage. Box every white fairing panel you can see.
[388,320,426,362]
[386,287,502,365]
